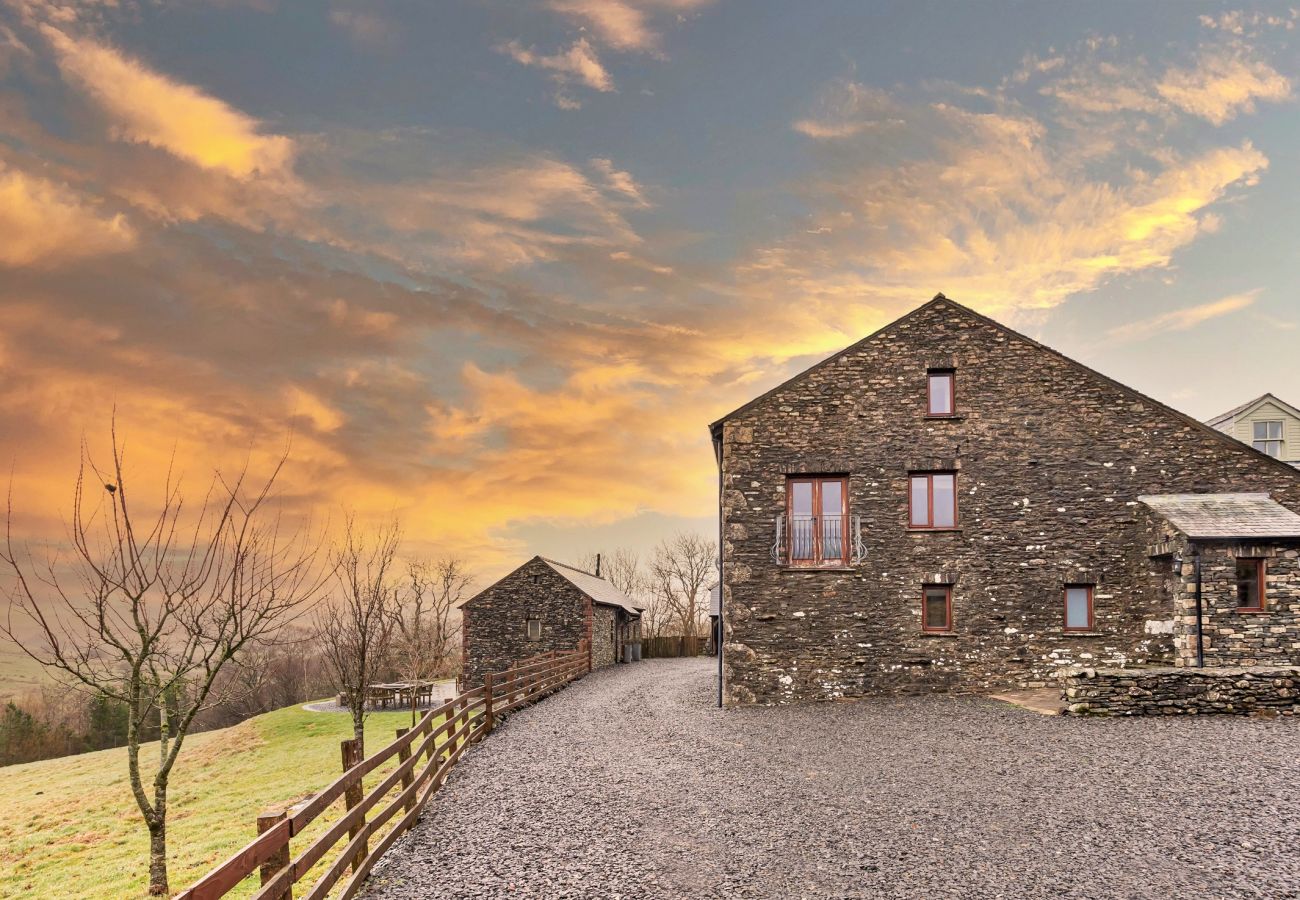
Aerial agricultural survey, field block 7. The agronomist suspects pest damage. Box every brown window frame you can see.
[921,584,953,633]
[926,370,956,417]
[1063,584,1094,632]
[526,618,542,640]
[1236,558,1266,612]
[908,471,958,530]
[785,475,850,568]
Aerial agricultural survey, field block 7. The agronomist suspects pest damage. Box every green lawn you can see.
[0,704,433,899]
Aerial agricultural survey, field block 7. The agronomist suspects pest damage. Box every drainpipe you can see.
[713,427,724,709]
[1192,542,1205,668]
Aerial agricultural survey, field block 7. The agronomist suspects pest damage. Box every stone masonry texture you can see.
[717,297,1300,705]
[1060,665,1300,716]
[461,557,591,687]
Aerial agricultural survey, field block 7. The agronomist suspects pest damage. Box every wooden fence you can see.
[175,641,591,900]
[639,635,705,659]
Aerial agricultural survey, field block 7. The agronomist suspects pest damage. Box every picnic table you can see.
[364,680,446,710]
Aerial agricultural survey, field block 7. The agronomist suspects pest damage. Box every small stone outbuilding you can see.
[460,556,642,687]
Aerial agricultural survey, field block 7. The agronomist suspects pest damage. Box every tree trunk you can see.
[352,708,365,757]
[148,818,168,896]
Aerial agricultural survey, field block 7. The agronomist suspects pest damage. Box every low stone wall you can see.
[1059,665,1300,716]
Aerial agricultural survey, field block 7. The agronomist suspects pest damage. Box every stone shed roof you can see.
[1139,493,1300,540]
[540,558,643,616]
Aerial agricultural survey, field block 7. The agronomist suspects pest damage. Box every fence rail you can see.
[175,641,591,900]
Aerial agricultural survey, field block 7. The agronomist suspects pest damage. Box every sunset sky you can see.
[1,0,1298,584]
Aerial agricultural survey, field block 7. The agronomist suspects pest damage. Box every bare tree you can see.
[1,428,324,896]
[315,516,401,754]
[649,532,716,639]
[579,548,645,598]
[393,557,471,724]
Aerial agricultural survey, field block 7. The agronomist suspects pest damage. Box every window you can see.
[1064,585,1093,631]
[1253,421,1283,457]
[526,618,542,639]
[1236,559,1265,611]
[909,472,957,529]
[922,585,952,632]
[786,476,849,566]
[927,370,955,416]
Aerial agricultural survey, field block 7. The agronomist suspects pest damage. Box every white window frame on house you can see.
[526,617,542,639]
[1253,420,1283,457]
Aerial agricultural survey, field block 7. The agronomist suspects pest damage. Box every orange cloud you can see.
[41,26,295,180]
[544,0,713,53]
[1157,52,1291,124]
[498,38,614,98]
[0,164,135,267]
[1107,290,1261,342]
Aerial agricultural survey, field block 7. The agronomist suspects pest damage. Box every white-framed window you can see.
[1253,420,1283,457]
[526,618,542,640]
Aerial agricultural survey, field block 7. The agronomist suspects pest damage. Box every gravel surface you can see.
[362,657,1300,900]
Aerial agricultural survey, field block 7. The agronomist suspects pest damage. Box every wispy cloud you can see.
[1107,290,1261,342]
[792,79,904,139]
[0,164,135,266]
[499,37,613,105]
[41,25,296,180]
[544,0,713,53]
[1157,51,1292,125]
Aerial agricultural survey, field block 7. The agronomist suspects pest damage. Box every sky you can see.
[0,0,1298,586]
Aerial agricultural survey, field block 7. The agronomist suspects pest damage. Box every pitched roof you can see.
[708,294,1300,480]
[1206,393,1300,428]
[1139,493,1300,540]
[540,557,643,616]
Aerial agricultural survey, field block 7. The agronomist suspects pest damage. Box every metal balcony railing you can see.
[771,513,865,566]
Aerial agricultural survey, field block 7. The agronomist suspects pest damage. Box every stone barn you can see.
[710,294,1300,705]
[460,556,643,687]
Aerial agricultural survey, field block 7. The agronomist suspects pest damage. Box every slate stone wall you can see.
[462,558,589,687]
[1157,534,1300,666]
[718,299,1300,704]
[1060,665,1300,716]
[592,603,617,668]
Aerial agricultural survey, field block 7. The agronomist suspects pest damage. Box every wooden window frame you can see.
[921,584,953,633]
[908,471,958,530]
[1063,584,1094,632]
[526,618,542,640]
[785,475,850,568]
[1236,558,1266,612]
[926,370,956,417]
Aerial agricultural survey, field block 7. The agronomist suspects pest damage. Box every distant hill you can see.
[0,645,49,701]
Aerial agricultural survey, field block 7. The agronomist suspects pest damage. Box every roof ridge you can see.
[1206,393,1274,427]
[539,556,602,580]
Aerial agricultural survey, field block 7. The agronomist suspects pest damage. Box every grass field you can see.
[0,703,431,899]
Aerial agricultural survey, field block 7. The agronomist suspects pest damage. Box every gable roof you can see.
[1206,393,1300,429]
[1139,492,1300,540]
[539,557,643,616]
[709,293,1300,480]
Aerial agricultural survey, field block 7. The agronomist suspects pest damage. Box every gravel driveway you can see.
[362,657,1300,900]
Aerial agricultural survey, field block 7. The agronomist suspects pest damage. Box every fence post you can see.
[396,727,416,814]
[256,809,291,900]
[340,738,368,874]
[484,672,495,734]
